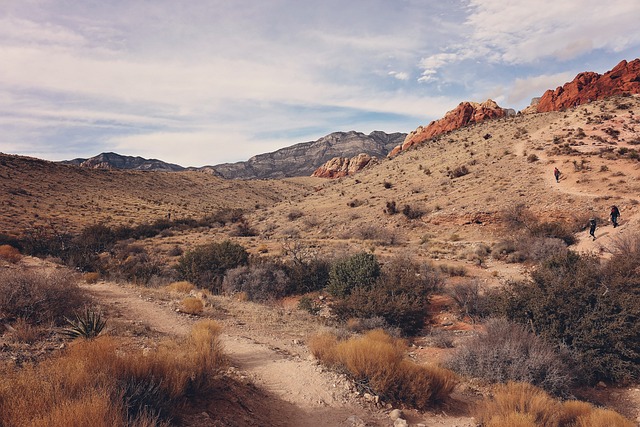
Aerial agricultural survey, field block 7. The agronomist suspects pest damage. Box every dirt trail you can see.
[81,281,388,427]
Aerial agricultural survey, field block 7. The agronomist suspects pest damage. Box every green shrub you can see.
[176,240,248,292]
[284,258,330,295]
[331,256,440,335]
[63,308,107,339]
[446,319,573,396]
[496,249,640,384]
[326,252,380,298]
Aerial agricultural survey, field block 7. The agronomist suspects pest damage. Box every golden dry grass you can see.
[0,320,224,426]
[0,244,21,263]
[165,280,196,293]
[180,296,204,314]
[476,382,635,427]
[309,329,457,409]
[83,272,100,284]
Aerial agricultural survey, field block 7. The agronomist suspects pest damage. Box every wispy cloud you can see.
[0,0,638,166]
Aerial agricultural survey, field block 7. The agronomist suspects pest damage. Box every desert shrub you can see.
[492,237,568,264]
[447,280,489,320]
[297,295,321,315]
[0,233,23,251]
[497,249,640,384]
[528,221,576,245]
[0,269,86,325]
[350,224,401,246]
[438,263,467,276]
[165,281,196,293]
[180,297,204,315]
[449,165,469,178]
[402,204,424,219]
[346,316,401,337]
[447,319,573,396]
[0,321,224,426]
[476,382,634,427]
[83,272,100,284]
[331,256,440,335]
[384,201,398,215]
[326,252,380,298]
[284,257,330,295]
[63,308,107,339]
[108,249,165,285]
[166,245,183,257]
[310,330,457,409]
[502,203,538,231]
[527,153,539,162]
[0,244,22,263]
[9,317,42,343]
[475,382,561,427]
[222,263,289,301]
[205,207,245,226]
[287,209,304,221]
[176,240,248,292]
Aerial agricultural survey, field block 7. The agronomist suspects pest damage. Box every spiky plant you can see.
[63,308,107,339]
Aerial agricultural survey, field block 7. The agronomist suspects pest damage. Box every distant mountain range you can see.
[60,130,406,178]
[61,152,186,172]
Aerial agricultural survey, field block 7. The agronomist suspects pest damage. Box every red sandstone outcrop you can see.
[311,153,377,178]
[535,59,640,112]
[389,99,507,157]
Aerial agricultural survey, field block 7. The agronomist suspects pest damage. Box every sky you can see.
[1,1,639,167]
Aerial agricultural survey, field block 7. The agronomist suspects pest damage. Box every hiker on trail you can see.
[589,218,597,240]
[610,205,620,228]
[554,167,561,183]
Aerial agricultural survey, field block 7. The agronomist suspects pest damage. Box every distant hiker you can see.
[554,167,561,183]
[610,205,620,228]
[589,218,597,240]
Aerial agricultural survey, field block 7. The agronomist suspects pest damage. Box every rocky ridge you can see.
[211,131,405,179]
[311,153,378,178]
[389,99,511,157]
[535,59,640,112]
[61,152,185,172]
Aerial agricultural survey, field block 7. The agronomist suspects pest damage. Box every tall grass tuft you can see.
[309,329,457,409]
[0,320,224,426]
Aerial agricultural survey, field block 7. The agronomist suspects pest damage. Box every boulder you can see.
[311,153,377,178]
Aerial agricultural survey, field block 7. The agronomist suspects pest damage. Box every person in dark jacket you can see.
[554,167,561,183]
[610,205,620,228]
[589,218,597,240]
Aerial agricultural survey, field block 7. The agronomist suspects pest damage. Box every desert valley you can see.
[1,59,640,426]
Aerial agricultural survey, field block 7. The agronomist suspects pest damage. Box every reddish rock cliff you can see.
[312,153,377,178]
[536,59,640,112]
[390,99,507,157]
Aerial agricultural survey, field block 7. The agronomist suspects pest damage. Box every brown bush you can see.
[0,320,224,426]
[0,244,21,263]
[83,272,100,284]
[180,297,204,315]
[0,269,86,325]
[165,281,196,293]
[310,329,457,409]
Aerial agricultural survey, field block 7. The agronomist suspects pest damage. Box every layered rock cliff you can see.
[212,131,405,179]
[390,99,509,157]
[535,59,640,112]
[311,153,377,178]
[60,152,185,172]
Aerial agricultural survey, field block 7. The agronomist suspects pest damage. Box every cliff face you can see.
[536,59,640,112]
[311,153,377,178]
[60,152,185,172]
[212,131,406,179]
[390,99,508,157]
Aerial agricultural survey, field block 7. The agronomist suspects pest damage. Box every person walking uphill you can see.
[610,205,620,228]
[589,218,597,240]
[554,167,561,183]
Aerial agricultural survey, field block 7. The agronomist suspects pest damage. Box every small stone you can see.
[596,381,607,389]
[389,409,404,421]
[345,415,366,427]
[393,419,408,427]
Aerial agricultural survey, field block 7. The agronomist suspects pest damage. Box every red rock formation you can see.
[311,153,377,178]
[536,59,640,112]
[390,99,507,157]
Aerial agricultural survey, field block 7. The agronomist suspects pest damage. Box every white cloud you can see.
[388,71,409,81]
[507,72,576,105]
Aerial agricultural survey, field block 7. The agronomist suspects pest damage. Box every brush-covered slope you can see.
[0,154,315,236]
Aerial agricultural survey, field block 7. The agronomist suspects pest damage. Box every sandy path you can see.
[81,281,385,427]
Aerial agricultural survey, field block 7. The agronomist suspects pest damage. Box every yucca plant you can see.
[63,308,107,339]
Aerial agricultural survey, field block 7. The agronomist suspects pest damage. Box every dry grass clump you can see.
[180,297,204,314]
[0,269,86,325]
[165,280,196,293]
[0,244,22,263]
[476,382,634,427]
[0,320,225,426]
[309,329,457,409]
[83,272,100,284]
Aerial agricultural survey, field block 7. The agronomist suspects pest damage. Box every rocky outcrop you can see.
[212,131,405,179]
[311,153,377,178]
[535,59,640,112]
[61,152,185,172]
[389,100,507,157]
